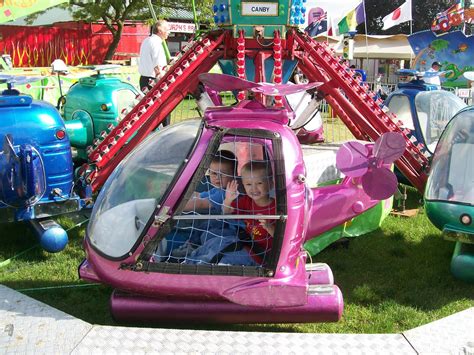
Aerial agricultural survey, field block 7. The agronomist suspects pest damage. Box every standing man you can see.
[423,61,443,87]
[138,20,171,125]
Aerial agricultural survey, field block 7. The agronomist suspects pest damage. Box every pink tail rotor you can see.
[336,141,369,178]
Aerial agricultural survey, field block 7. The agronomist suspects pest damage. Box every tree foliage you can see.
[24,0,474,60]
[64,0,214,60]
[68,1,147,60]
[360,0,472,34]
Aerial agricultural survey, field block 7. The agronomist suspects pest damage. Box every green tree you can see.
[64,0,212,60]
[68,1,148,60]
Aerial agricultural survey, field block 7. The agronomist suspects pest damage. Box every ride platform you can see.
[1,285,473,354]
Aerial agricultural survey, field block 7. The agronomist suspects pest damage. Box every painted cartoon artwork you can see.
[408,30,474,88]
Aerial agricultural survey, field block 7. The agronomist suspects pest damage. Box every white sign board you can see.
[241,2,278,16]
[457,88,471,98]
[168,22,196,34]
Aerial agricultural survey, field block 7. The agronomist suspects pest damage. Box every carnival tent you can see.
[315,34,414,59]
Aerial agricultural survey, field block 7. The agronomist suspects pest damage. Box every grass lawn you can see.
[1,186,473,333]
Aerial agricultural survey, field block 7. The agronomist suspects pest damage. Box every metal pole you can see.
[192,0,200,32]
[146,0,158,22]
[146,0,171,62]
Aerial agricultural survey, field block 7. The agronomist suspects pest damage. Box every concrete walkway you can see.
[1,285,473,354]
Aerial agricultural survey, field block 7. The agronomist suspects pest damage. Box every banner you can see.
[338,1,365,34]
[0,0,67,24]
[303,0,361,36]
[431,3,464,33]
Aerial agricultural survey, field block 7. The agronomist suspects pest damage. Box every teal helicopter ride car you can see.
[57,64,140,162]
[424,74,474,283]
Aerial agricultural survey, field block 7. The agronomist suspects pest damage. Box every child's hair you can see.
[212,150,237,175]
[241,161,272,181]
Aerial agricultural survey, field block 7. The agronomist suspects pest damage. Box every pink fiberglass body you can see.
[80,100,395,323]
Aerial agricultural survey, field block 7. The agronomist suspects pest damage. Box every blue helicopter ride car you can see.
[0,75,88,252]
[384,69,467,156]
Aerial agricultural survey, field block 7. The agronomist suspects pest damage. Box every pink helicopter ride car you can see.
[79,74,405,324]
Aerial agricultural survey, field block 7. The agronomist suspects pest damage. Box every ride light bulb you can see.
[145,98,154,107]
[92,153,101,162]
[460,214,471,226]
[55,129,66,140]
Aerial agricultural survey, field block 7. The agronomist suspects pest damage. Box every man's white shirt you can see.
[423,68,441,86]
[138,34,167,78]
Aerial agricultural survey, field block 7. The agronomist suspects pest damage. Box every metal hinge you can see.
[153,206,171,227]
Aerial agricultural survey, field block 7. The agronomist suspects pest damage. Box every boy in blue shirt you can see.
[159,150,240,260]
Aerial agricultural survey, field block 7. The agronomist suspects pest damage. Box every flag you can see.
[305,8,328,37]
[0,0,68,24]
[338,1,365,34]
[382,0,412,30]
[431,2,464,32]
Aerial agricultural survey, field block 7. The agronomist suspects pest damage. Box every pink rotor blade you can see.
[251,82,323,96]
[361,167,398,200]
[336,141,369,178]
[373,132,406,164]
[198,73,260,92]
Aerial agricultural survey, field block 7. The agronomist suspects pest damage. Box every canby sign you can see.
[168,22,196,33]
[241,2,278,16]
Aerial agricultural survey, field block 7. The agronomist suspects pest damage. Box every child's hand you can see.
[223,180,239,214]
[225,180,239,202]
[258,219,275,236]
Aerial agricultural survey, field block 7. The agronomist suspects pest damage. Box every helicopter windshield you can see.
[414,91,466,152]
[425,109,474,205]
[87,119,202,258]
[115,89,137,118]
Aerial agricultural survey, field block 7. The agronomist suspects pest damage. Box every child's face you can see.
[241,169,271,204]
[209,161,233,189]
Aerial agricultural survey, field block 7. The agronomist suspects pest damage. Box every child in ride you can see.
[183,160,276,265]
[222,161,276,264]
[167,150,239,258]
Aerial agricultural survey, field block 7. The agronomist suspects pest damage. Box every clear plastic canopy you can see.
[87,119,202,258]
[425,108,474,205]
[414,91,466,152]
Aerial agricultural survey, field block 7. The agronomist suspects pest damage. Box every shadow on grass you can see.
[316,217,474,312]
